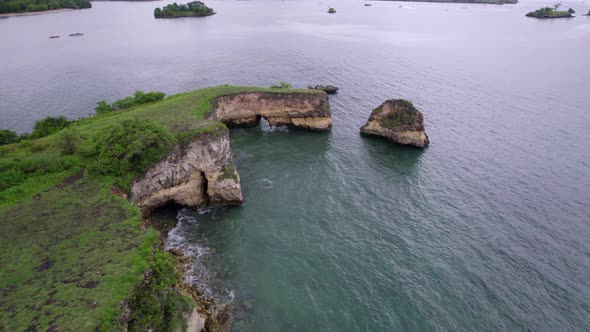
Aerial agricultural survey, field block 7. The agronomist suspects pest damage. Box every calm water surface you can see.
[2,0,590,330]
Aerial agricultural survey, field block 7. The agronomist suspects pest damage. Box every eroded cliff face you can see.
[131,130,243,215]
[360,99,429,148]
[213,92,331,131]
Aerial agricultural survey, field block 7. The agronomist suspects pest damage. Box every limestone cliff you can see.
[131,129,242,215]
[212,91,331,131]
[360,99,429,148]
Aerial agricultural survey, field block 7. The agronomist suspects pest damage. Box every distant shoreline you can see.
[368,0,517,5]
[0,8,75,18]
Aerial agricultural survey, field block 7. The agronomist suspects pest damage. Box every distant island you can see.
[154,1,215,18]
[369,0,517,5]
[0,0,90,15]
[526,6,574,18]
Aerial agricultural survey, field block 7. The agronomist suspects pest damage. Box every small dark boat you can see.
[328,7,336,13]
[49,35,59,39]
[69,33,84,37]
[364,3,372,6]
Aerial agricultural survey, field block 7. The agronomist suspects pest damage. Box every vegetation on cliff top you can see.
[96,90,166,115]
[0,85,323,331]
[154,1,214,18]
[0,0,90,14]
[372,99,419,129]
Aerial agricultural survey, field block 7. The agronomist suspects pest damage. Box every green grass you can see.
[0,85,321,331]
[0,174,157,331]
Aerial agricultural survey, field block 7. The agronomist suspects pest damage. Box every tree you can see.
[30,116,71,139]
[554,2,561,11]
[58,128,80,155]
[0,129,20,146]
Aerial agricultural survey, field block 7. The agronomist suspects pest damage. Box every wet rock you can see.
[310,85,339,94]
[242,301,253,311]
[205,303,231,332]
[360,99,429,148]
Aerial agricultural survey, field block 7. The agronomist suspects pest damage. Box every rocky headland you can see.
[0,86,332,331]
[360,99,429,148]
[132,90,330,216]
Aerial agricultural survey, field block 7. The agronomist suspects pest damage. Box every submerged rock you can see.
[242,300,253,311]
[310,84,339,94]
[360,99,429,148]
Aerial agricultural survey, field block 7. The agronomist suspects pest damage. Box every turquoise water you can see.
[2,0,590,330]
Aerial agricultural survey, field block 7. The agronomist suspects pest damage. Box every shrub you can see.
[95,100,112,115]
[0,129,20,146]
[30,116,71,139]
[270,82,292,89]
[89,119,173,178]
[108,91,166,112]
[58,128,81,155]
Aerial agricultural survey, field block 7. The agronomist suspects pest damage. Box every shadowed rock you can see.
[310,85,339,94]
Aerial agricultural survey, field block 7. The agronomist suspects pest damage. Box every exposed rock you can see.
[310,85,339,94]
[213,92,331,131]
[131,129,243,215]
[111,185,128,199]
[204,303,231,332]
[187,308,206,332]
[360,99,429,148]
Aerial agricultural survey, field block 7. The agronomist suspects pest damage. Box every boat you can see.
[49,35,59,39]
[69,33,84,37]
[328,7,336,13]
[364,3,372,6]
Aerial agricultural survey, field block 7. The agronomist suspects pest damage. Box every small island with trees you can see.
[526,3,575,18]
[154,1,215,18]
[0,0,90,15]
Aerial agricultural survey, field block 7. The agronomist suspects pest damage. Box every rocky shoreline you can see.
[130,90,332,331]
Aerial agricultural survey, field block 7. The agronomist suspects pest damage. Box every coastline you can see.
[0,8,75,18]
[368,0,517,4]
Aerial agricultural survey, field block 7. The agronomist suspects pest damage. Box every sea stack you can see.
[360,99,429,148]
